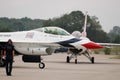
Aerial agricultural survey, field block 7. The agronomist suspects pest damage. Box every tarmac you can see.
[0,53,120,80]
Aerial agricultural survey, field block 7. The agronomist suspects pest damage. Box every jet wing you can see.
[98,43,120,48]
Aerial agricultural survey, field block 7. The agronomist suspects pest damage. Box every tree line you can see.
[0,17,43,32]
[0,11,120,43]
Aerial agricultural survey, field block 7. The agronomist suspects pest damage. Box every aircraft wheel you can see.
[66,56,70,63]
[75,59,77,64]
[91,57,94,64]
[39,62,45,69]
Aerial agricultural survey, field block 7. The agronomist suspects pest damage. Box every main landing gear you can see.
[83,50,94,64]
[66,50,94,64]
[66,54,78,64]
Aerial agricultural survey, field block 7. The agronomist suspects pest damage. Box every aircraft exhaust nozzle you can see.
[46,48,54,55]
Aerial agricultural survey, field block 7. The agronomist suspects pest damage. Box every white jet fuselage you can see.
[0,29,74,55]
[0,27,103,56]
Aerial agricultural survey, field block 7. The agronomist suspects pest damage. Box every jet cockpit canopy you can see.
[35,26,70,36]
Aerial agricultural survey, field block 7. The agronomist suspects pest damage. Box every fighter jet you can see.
[0,12,120,69]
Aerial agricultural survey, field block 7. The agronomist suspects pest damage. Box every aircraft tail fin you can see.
[81,12,88,37]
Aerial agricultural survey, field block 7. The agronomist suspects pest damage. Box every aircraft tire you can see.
[91,57,94,64]
[66,56,70,63]
[75,59,77,64]
[39,62,45,69]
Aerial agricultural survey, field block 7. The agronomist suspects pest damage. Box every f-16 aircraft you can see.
[0,12,120,69]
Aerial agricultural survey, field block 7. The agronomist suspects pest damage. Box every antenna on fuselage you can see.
[81,11,88,37]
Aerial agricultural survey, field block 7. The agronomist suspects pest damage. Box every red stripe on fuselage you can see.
[82,42,104,49]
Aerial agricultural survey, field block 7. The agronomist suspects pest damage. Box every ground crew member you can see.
[4,39,14,76]
[0,44,1,57]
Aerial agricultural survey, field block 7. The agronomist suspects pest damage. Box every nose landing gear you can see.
[39,56,45,69]
[66,49,95,64]
[66,54,78,64]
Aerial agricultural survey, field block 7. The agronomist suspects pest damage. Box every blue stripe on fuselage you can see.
[56,38,81,47]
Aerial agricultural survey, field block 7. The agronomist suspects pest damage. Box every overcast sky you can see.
[0,0,120,32]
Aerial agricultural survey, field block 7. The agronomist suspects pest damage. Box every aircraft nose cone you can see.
[82,42,104,49]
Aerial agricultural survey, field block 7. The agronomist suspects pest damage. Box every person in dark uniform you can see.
[0,44,2,64]
[0,44,2,57]
[0,44,3,66]
[4,39,14,76]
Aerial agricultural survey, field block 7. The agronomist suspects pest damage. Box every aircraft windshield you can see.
[43,27,70,36]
